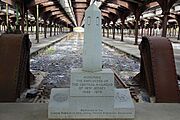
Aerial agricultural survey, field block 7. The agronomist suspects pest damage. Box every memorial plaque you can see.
[70,97,114,112]
[48,88,135,119]
[70,68,114,96]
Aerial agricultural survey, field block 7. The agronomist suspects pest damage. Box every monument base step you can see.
[48,88,135,119]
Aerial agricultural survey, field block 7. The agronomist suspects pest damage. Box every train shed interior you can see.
[0,0,180,120]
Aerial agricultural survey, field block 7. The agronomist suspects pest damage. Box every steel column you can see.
[112,21,116,39]
[36,4,39,43]
[26,12,28,34]
[6,3,8,30]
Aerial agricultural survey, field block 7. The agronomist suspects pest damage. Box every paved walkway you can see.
[29,33,70,55]
[1,32,70,56]
[103,35,180,75]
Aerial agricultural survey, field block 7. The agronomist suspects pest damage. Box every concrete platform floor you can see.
[29,33,70,56]
[0,103,180,120]
[103,35,180,75]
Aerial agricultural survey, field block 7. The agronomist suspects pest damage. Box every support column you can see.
[61,26,63,33]
[172,25,175,37]
[134,18,139,45]
[36,4,39,43]
[131,5,146,45]
[57,24,59,35]
[54,23,56,36]
[60,25,61,33]
[150,27,152,36]
[21,3,25,33]
[107,23,110,38]
[39,24,41,33]
[109,27,110,35]
[153,25,156,36]
[178,27,180,40]
[174,26,177,37]
[120,25,124,41]
[128,28,131,36]
[162,12,168,37]
[41,24,43,33]
[26,12,28,34]
[147,27,150,36]
[44,21,47,38]
[141,24,144,36]
[60,25,62,33]
[149,19,156,36]
[121,18,125,41]
[175,15,180,40]
[173,24,176,37]
[6,3,9,31]
[31,24,33,33]
[156,0,175,37]
[117,28,119,35]
[3,24,5,31]
[169,27,172,37]
[112,21,116,39]
[60,26,62,32]
[62,27,64,32]
[50,21,52,37]
[107,26,109,38]
[103,25,105,37]
[59,25,61,33]
[70,27,73,32]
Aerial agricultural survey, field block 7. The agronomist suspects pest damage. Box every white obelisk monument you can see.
[48,3,135,119]
[82,4,102,72]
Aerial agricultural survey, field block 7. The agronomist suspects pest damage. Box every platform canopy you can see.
[0,0,180,31]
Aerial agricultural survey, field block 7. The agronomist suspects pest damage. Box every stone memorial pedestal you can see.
[48,3,135,119]
[48,69,135,119]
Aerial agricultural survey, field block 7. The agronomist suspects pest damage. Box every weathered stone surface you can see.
[70,97,114,113]
[48,88,135,119]
[82,4,102,72]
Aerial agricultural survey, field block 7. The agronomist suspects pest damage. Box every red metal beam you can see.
[29,0,50,7]
[1,0,13,5]
[73,3,87,8]
[43,6,59,12]
[102,12,110,18]
[40,1,55,7]
[112,0,130,10]
[51,11,63,16]
[146,1,159,8]
[106,6,119,15]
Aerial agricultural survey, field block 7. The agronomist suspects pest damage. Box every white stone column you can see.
[82,4,102,72]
